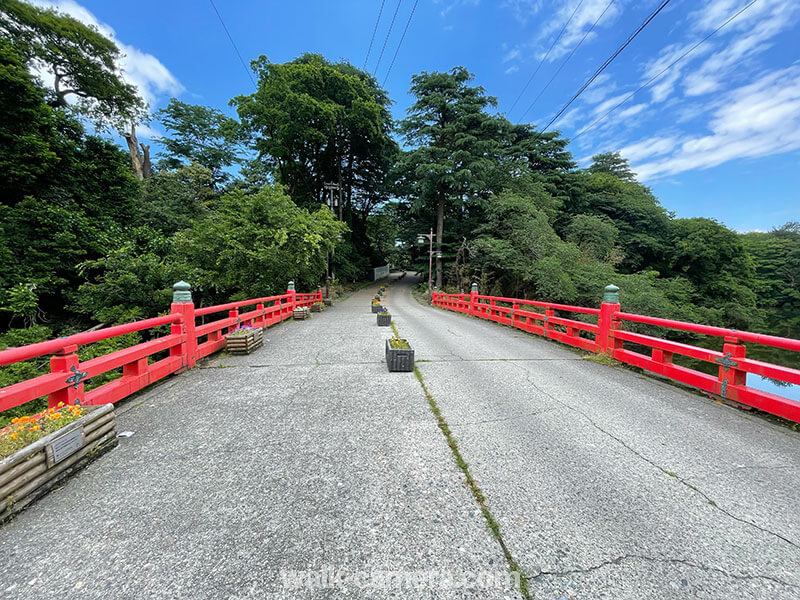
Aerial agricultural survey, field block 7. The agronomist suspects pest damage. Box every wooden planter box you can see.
[293,306,311,320]
[377,313,392,327]
[386,339,414,372]
[323,298,333,307]
[310,302,324,313]
[0,404,117,523]
[371,304,381,314]
[225,328,264,355]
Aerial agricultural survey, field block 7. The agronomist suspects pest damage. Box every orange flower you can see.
[18,416,30,424]
[11,417,20,424]
[10,432,18,439]
[57,401,65,408]
[29,425,40,431]
[49,413,61,420]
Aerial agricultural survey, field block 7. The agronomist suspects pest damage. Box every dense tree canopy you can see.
[0,0,145,127]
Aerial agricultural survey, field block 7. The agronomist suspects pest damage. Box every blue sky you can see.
[31,0,800,232]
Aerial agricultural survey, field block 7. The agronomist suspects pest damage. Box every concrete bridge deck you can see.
[1,273,798,599]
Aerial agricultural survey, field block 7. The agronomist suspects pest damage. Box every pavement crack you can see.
[450,408,558,427]
[532,554,800,589]
[511,362,800,552]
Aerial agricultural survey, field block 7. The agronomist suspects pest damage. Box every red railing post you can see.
[470,283,478,316]
[512,302,520,327]
[718,336,746,400]
[228,308,239,333]
[544,307,555,338]
[170,281,197,370]
[256,303,265,328]
[598,284,621,356]
[48,344,81,407]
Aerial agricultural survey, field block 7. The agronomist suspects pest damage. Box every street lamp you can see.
[417,229,437,302]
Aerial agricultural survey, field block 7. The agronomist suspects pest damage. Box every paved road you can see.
[1,272,799,599]
[389,274,800,599]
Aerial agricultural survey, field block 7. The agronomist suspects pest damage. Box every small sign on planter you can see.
[46,426,84,467]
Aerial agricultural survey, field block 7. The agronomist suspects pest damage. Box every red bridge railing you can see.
[433,284,800,423]
[0,281,322,414]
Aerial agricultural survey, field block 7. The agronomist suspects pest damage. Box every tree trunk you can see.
[436,191,444,288]
[123,124,151,180]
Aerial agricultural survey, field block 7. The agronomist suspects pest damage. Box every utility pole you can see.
[417,229,439,303]
[323,182,342,300]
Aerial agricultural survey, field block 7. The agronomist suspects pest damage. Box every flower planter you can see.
[0,404,117,523]
[225,328,264,355]
[371,304,381,314]
[293,306,311,320]
[386,338,414,372]
[377,313,392,327]
[323,298,333,307]
[311,302,324,313]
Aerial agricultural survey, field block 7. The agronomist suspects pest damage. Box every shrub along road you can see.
[389,273,800,599]
[1,272,799,599]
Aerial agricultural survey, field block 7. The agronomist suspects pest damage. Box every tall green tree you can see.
[0,0,145,127]
[399,67,507,287]
[588,151,636,182]
[156,99,244,186]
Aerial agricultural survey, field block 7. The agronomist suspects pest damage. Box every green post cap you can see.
[287,280,295,291]
[172,281,192,303]
[471,282,478,293]
[603,284,620,304]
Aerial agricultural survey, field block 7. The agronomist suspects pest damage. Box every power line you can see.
[519,0,615,122]
[364,0,387,70]
[382,0,420,85]
[542,0,673,132]
[208,0,256,89]
[373,0,403,75]
[573,0,757,140]
[508,0,585,115]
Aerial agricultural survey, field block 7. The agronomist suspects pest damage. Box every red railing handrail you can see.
[195,293,290,316]
[617,312,800,353]
[0,313,182,366]
[0,284,323,414]
[432,287,800,423]
[439,292,602,315]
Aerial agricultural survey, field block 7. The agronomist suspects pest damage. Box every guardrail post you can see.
[470,283,478,316]
[544,307,554,338]
[718,336,746,400]
[256,303,265,328]
[228,307,239,333]
[48,344,81,408]
[598,284,621,356]
[170,281,197,370]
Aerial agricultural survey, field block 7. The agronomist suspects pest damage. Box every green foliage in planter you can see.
[389,337,410,350]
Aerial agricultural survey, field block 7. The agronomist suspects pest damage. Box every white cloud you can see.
[29,0,183,109]
[505,65,520,75]
[502,0,544,25]
[537,0,622,62]
[631,65,800,180]
[503,48,521,63]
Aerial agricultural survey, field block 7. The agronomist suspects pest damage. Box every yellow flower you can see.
[18,416,30,424]
[10,432,18,439]
[11,417,20,424]
[29,425,40,432]
[57,402,65,408]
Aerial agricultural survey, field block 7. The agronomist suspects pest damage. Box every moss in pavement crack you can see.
[410,362,533,599]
